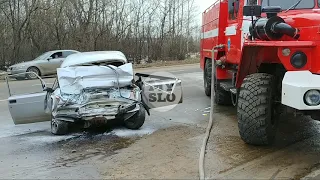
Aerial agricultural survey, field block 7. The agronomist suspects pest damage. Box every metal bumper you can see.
[53,102,140,121]
[282,71,320,110]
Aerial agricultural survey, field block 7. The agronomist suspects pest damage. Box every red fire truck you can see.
[201,0,320,145]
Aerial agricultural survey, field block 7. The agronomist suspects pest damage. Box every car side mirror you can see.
[47,57,53,61]
[243,5,262,16]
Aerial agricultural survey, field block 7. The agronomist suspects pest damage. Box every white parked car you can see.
[6,51,183,135]
[7,50,80,80]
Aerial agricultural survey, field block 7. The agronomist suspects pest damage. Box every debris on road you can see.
[107,127,157,138]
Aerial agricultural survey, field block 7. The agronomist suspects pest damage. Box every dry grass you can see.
[133,57,200,69]
[0,71,6,81]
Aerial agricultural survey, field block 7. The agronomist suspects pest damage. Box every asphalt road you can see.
[1,64,320,179]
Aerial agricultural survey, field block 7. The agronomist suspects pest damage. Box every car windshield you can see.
[33,52,51,61]
[261,0,315,9]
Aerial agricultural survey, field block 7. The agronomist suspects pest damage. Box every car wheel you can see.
[51,118,69,135]
[26,67,40,80]
[124,105,146,130]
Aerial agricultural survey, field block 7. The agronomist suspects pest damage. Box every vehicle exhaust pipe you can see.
[272,22,300,40]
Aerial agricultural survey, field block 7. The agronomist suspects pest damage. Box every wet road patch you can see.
[8,126,141,167]
[52,133,137,168]
[205,110,320,179]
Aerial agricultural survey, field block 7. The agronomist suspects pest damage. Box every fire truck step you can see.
[219,81,234,92]
[227,69,238,74]
[230,88,237,95]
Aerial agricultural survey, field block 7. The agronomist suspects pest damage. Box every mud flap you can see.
[135,73,183,113]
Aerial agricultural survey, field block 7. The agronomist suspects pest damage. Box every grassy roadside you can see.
[0,71,6,81]
[0,57,200,81]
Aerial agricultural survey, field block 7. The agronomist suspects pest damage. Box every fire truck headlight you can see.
[290,51,307,69]
[304,90,320,106]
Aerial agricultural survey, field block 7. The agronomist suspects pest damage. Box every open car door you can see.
[6,72,51,125]
[135,72,183,112]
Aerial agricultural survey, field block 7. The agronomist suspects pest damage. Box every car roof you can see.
[60,51,127,68]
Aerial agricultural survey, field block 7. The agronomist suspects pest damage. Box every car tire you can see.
[26,67,40,80]
[204,60,212,97]
[51,118,69,135]
[124,105,146,130]
[237,73,278,146]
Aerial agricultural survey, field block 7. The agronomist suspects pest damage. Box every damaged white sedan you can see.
[6,51,183,135]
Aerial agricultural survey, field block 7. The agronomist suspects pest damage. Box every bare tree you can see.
[0,0,200,68]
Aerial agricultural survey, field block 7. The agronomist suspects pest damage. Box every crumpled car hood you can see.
[50,63,141,120]
[57,63,134,94]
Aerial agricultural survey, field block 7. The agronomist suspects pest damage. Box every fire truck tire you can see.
[237,73,277,146]
[214,82,233,106]
[204,60,212,97]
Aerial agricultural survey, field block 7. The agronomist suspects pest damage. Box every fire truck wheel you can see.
[237,73,278,146]
[214,81,233,106]
[204,60,212,97]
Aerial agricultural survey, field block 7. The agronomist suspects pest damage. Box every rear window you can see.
[261,0,315,9]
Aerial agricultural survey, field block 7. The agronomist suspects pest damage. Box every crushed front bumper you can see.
[51,87,142,122]
[282,71,320,110]
[7,68,27,78]
[53,101,140,121]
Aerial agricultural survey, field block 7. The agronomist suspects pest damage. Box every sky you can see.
[197,0,216,12]
[195,0,218,23]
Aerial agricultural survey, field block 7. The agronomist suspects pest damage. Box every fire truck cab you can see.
[201,0,320,145]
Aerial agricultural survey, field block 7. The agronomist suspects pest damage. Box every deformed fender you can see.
[235,41,315,88]
[235,46,262,88]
